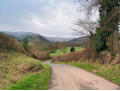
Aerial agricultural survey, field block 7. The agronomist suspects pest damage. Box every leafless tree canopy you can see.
[73,19,98,36]
[75,0,99,15]
[73,0,99,37]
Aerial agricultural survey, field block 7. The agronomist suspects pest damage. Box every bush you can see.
[29,47,50,60]
[52,48,92,62]
[37,51,50,60]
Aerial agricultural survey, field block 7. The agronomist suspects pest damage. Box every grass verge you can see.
[0,52,51,90]
[57,62,120,85]
[6,65,51,90]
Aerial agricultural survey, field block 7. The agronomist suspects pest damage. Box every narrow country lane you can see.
[44,61,120,90]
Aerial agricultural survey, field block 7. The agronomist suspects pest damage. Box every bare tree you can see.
[73,19,98,36]
[72,0,100,61]
[75,0,99,15]
[73,0,99,37]
[73,18,98,61]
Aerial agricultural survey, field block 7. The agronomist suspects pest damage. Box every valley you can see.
[0,0,120,90]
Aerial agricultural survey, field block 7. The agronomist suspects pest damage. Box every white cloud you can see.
[0,0,99,37]
[20,0,81,37]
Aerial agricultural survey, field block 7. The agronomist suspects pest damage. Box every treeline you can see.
[0,33,24,52]
[28,41,71,60]
[0,32,77,60]
[0,33,50,60]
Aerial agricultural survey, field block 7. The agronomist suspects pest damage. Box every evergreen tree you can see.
[94,0,120,53]
[22,37,29,50]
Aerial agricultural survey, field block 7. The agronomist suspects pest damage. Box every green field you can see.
[58,62,120,85]
[0,52,51,90]
[50,47,84,56]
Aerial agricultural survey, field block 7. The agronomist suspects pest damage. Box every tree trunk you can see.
[89,35,96,61]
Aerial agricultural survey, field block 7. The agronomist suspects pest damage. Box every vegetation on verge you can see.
[6,65,51,90]
[0,52,51,90]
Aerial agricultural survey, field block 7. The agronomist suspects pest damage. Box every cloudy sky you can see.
[0,0,98,37]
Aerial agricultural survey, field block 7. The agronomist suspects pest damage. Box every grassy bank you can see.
[50,47,84,56]
[6,65,51,90]
[57,62,120,85]
[0,52,51,90]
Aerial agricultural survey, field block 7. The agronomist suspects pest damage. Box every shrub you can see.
[37,51,50,60]
[29,47,50,60]
[52,48,92,62]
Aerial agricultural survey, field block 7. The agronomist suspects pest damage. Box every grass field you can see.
[0,52,51,90]
[58,62,120,85]
[50,47,84,56]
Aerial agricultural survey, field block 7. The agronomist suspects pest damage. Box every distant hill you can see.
[69,36,89,44]
[0,31,50,43]
[44,36,74,42]
[0,31,89,44]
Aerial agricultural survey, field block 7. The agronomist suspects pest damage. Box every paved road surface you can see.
[44,61,120,90]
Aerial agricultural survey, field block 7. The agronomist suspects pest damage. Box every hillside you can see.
[0,52,51,90]
[44,36,74,42]
[0,33,51,90]
[69,36,88,44]
[0,31,50,43]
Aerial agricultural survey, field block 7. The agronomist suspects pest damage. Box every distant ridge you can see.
[0,31,89,44]
[0,31,50,43]
[69,36,89,43]
[44,36,74,42]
